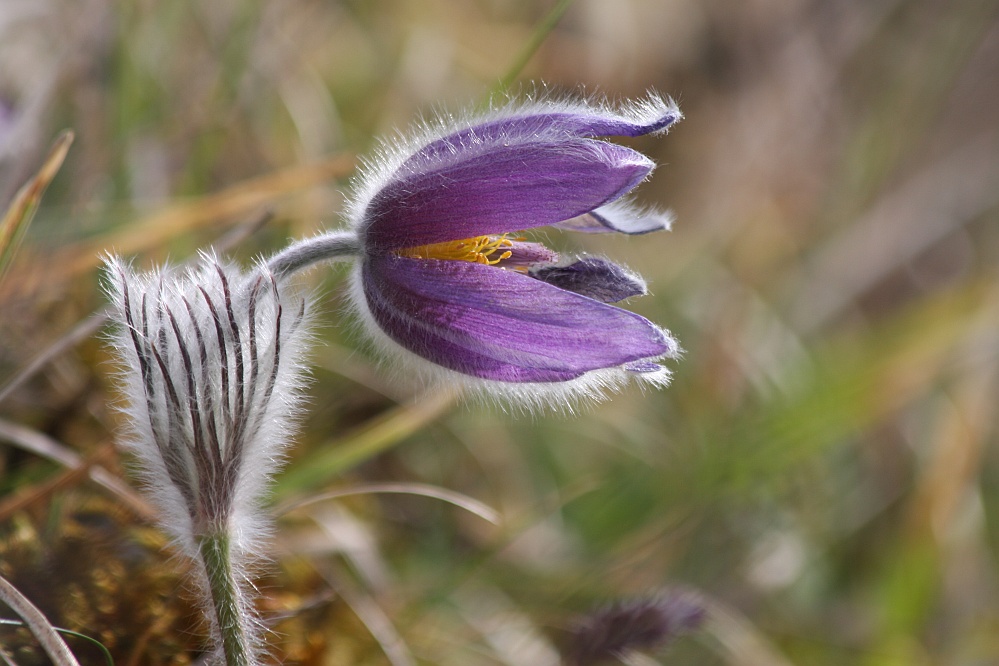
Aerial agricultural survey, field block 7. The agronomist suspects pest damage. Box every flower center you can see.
[396,234,515,265]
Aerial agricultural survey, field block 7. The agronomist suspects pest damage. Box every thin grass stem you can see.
[492,0,576,95]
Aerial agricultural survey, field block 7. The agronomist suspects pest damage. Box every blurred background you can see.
[2,0,998,663]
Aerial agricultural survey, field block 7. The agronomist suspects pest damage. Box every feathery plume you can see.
[564,589,705,665]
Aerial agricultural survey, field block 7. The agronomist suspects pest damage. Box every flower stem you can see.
[198,531,251,666]
[267,231,360,277]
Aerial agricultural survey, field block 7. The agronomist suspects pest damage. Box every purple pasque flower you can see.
[270,92,682,409]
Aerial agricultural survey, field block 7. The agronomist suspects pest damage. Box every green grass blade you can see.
[0,619,114,666]
[492,0,576,96]
[0,130,74,287]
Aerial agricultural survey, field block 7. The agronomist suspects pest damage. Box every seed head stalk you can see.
[199,531,250,666]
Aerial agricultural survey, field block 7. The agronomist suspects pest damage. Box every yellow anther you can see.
[398,234,515,266]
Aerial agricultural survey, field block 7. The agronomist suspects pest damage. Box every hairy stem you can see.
[198,531,252,666]
[266,231,360,277]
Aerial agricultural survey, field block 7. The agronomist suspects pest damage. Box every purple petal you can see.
[529,257,647,303]
[405,95,681,170]
[363,140,653,252]
[361,254,673,382]
[554,199,675,235]
[624,361,665,373]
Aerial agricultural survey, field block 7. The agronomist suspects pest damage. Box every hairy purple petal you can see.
[403,95,681,171]
[530,257,647,303]
[555,199,675,235]
[360,255,673,382]
[624,361,665,373]
[362,140,653,252]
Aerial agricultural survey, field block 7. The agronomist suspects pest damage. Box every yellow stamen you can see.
[397,234,515,265]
